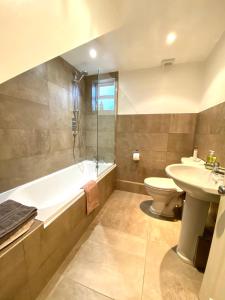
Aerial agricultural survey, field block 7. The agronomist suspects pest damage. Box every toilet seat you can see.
[144,177,183,193]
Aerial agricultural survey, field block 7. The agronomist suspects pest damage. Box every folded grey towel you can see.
[0,200,37,241]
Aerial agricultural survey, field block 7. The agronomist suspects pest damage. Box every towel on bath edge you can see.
[82,180,100,215]
[0,200,37,245]
[0,219,34,251]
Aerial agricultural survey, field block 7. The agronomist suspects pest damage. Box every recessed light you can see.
[166,32,177,45]
[89,48,97,59]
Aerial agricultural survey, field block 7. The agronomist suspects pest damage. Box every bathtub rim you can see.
[0,161,116,228]
[42,162,116,228]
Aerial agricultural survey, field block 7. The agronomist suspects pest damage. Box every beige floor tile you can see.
[142,239,203,300]
[148,217,181,247]
[64,239,145,300]
[41,277,113,300]
[35,191,202,300]
[94,191,150,239]
[80,224,147,258]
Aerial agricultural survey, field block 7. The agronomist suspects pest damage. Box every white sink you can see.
[166,164,220,203]
[165,164,222,264]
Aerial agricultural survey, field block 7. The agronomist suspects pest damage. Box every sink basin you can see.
[166,164,220,203]
[165,164,222,264]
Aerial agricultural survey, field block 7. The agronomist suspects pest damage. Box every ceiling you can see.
[61,0,225,74]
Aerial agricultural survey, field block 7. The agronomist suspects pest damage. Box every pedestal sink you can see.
[166,164,221,264]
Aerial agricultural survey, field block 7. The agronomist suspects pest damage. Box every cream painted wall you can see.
[0,0,122,84]
[118,62,204,114]
[200,32,225,111]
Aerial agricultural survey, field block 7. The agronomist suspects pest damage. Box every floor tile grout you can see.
[140,219,151,300]
[69,280,115,300]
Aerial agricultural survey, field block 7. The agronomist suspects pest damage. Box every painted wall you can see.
[118,32,225,115]
[118,62,204,114]
[0,0,122,84]
[200,32,225,111]
[0,57,86,192]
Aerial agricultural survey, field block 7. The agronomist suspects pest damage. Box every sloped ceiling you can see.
[62,0,225,74]
[0,0,123,83]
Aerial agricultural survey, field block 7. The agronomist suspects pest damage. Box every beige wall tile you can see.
[12,284,31,300]
[166,151,187,165]
[167,133,195,153]
[50,129,73,152]
[0,129,50,160]
[0,64,48,106]
[169,113,197,134]
[86,114,97,131]
[23,225,45,278]
[47,58,73,90]
[0,57,86,192]
[116,114,196,189]
[0,94,49,130]
[132,114,171,133]
[195,101,225,166]
[0,243,28,299]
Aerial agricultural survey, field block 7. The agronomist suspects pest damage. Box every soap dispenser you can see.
[205,150,217,169]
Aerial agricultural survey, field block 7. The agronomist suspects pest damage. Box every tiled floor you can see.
[37,190,203,300]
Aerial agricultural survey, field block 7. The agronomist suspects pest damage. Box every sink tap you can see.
[211,162,225,185]
[212,162,220,174]
[212,162,225,175]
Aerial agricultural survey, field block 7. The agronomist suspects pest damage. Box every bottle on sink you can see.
[193,146,198,161]
[205,150,217,169]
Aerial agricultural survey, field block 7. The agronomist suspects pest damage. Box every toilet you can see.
[144,157,204,218]
[144,177,183,218]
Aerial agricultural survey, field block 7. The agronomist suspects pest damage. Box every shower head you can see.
[73,70,88,83]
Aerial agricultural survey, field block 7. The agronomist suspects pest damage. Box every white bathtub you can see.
[0,160,116,227]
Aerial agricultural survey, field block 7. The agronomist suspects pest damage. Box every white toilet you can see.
[144,157,204,218]
[144,177,183,218]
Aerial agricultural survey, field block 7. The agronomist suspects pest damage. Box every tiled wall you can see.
[0,57,86,192]
[116,113,197,193]
[195,101,225,166]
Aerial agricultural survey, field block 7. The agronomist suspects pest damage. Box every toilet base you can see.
[140,200,179,222]
[149,202,175,218]
[149,198,182,219]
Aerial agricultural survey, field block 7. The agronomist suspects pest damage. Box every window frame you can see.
[92,78,116,113]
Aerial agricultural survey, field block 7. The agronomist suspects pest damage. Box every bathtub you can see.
[0,160,116,227]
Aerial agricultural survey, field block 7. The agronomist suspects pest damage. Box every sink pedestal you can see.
[177,194,210,264]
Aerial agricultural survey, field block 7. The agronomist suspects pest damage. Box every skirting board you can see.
[116,179,148,195]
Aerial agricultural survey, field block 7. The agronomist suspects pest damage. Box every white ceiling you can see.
[61,0,225,74]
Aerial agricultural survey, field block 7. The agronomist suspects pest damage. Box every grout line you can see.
[66,279,115,300]
[140,218,150,300]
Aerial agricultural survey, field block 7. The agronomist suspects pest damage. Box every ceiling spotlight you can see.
[89,48,97,59]
[166,32,177,45]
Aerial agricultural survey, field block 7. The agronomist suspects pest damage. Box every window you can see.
[92,79,116,112]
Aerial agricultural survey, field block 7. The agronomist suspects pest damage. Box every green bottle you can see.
[206,150,216,169]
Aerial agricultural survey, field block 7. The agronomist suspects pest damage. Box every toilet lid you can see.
[144,177,183,192]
